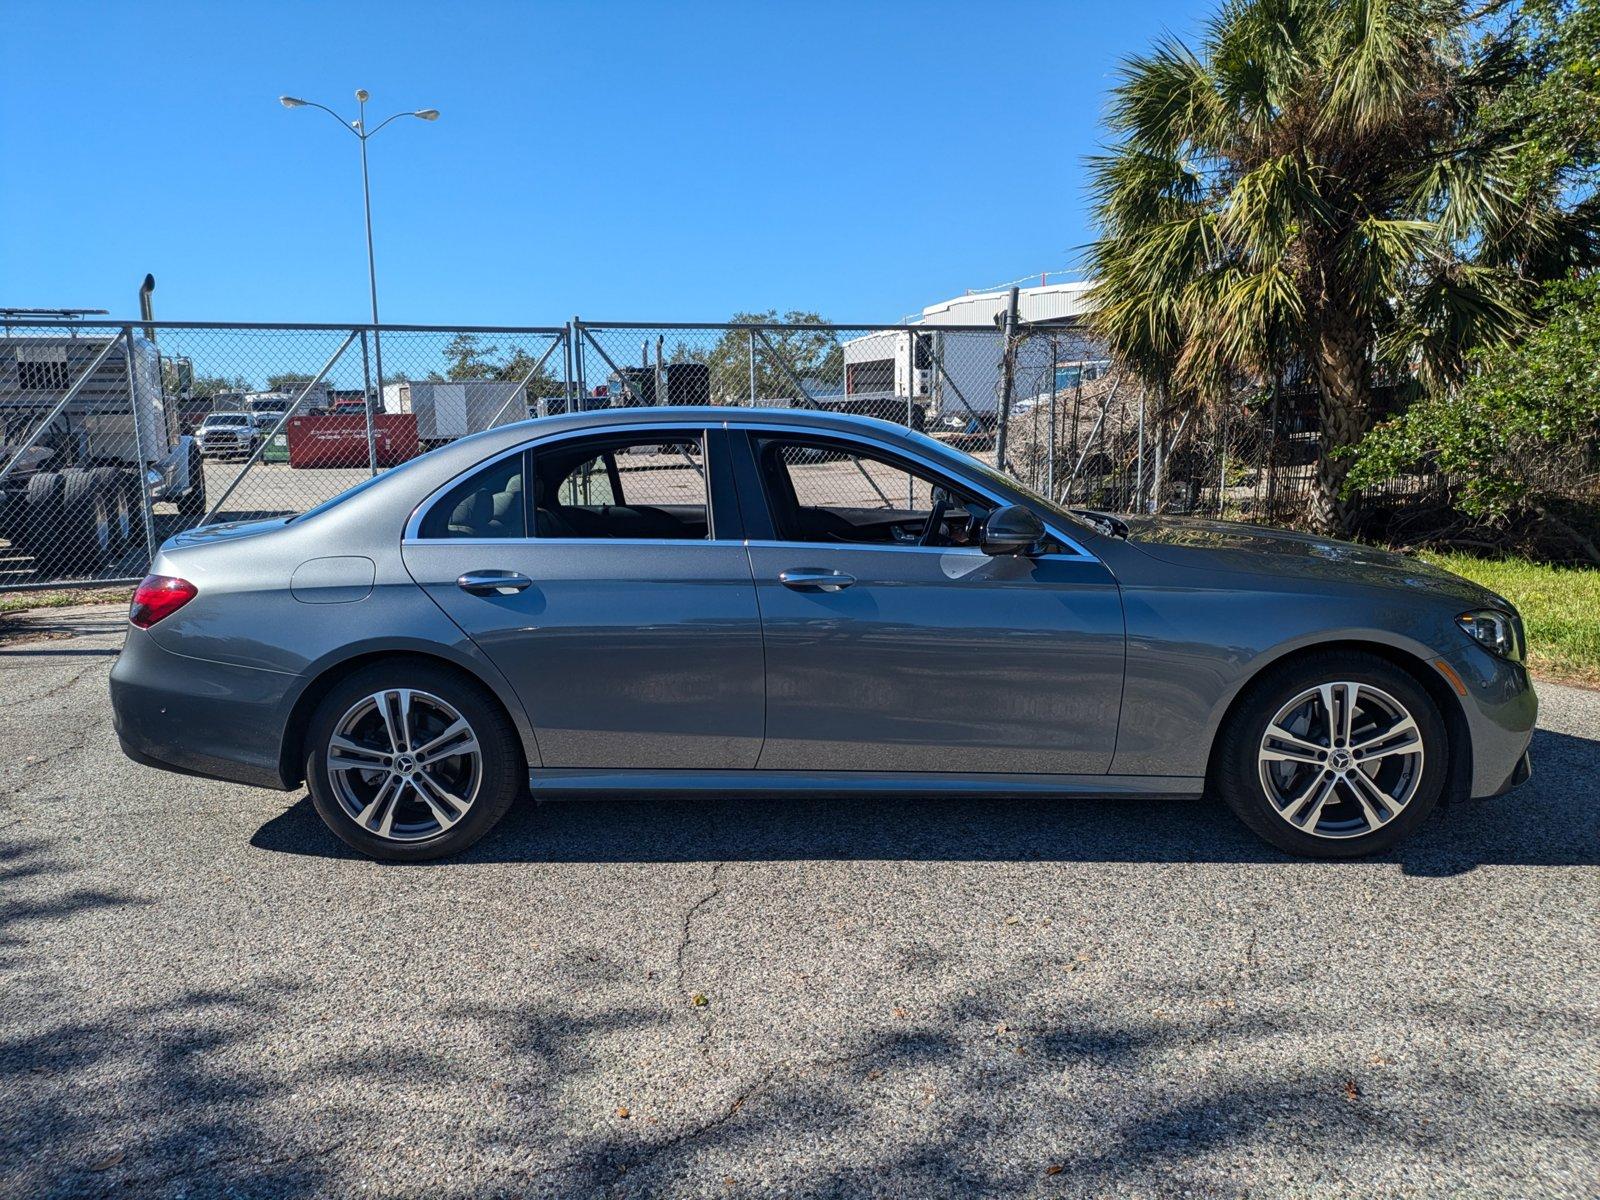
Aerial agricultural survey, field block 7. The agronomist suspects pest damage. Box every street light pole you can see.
[280,90,438,413]
[355,90,385,403]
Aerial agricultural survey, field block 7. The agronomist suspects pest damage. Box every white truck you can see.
[0,329,205,577]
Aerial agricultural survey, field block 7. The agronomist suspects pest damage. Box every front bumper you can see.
[110,624,298,790]
[1455,648,1538,799]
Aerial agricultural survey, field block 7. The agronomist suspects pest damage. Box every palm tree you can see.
[1085,0,1576,534]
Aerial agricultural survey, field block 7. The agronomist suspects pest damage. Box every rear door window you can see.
[532,431,710,540]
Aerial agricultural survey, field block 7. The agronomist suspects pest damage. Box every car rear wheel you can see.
[304,663,524,861]
[1214,651,1447,858]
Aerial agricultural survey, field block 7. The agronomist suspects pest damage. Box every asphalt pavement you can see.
[1,604,1596,1198]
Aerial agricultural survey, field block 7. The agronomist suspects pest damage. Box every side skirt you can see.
[528,769,1205,800]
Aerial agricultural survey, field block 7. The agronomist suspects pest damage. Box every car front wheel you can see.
[1215,651,1447,858]
[304,663,524,861]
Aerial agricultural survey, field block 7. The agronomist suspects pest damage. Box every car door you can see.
[401,425,766,771]
[731,427,1125,775]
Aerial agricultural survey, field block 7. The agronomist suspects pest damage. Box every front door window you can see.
[752,435,991,549]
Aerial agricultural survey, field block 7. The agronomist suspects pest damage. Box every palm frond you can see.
[1108,36,1224,155]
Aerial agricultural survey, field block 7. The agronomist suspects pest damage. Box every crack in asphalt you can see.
[673,860,725,997]
[11,666,96,706]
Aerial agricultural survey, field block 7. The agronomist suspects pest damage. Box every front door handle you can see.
[457,570,532,595]
[778,568,856,593]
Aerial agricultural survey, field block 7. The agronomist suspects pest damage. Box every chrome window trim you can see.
[733,420,1101,562]
[739,539,1106,562]
[403,423,716,543]
[402,537,745,549]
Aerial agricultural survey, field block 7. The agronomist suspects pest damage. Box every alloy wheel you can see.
[1257,681,1425,839]
[326,688,483,842]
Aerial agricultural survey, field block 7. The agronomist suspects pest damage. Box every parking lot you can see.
[2,604,1597,1198]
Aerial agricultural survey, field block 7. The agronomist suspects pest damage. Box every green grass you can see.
[0,586,132,615]
[1422,552,1600,687]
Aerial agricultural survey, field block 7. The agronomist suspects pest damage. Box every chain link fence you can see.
[0,315,1428,591]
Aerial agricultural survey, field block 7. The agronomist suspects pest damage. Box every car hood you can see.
[1119,515,1508,607]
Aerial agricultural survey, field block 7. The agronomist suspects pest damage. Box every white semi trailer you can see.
[381,379,529,449]
[0,328,204,577]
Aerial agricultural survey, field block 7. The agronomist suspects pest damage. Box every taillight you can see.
[129,574,198,628]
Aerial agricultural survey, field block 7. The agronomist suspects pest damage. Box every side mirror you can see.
[980,504,1045,556]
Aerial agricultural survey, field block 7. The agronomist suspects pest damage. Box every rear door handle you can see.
[457,570,532,595]
[778,568,856,593]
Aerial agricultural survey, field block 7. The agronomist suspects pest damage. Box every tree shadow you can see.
[253,728,1600,874]
[0,837,339,1198]
[6,826,1594,1197]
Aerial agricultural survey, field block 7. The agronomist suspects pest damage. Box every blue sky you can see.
[1,1,1208,326]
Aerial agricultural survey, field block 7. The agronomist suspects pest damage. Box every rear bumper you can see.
[110,625,297,790]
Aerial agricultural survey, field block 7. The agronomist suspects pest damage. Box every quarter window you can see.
[417,453,527,539]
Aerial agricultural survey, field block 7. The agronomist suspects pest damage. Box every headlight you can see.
[1457,609,1524,663]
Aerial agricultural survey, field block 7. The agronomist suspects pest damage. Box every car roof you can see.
[502,404,916,441]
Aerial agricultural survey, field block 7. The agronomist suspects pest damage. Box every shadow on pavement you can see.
[252,727,1599,875]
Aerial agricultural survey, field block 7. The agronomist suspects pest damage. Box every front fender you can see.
[1107,580,1467,777]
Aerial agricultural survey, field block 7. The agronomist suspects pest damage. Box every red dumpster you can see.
[286,414,419,469]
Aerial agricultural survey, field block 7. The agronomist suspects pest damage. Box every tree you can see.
[438,333,500,380]
[266,372,316,392]
[704,311,843,404]
[1346,275,1600,561]
[433,333,562,398]
[1084,0,1590,533]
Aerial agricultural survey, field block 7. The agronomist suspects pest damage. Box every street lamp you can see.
[280,89,439,412]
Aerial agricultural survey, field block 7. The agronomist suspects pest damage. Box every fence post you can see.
[907,331,918,505]
[1046,332,1057,497]
[360,329,378,476]
[122,326,159,566]
[1265,372,1282,520]
[1135,387,1146,512]
[994,286,1020,475]
[569,321,582,412]
[571,316,586,408]
[655,335,665,408]
[747,329,757,405]
[1218,402,1229,518]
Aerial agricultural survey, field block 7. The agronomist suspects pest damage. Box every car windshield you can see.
[203,414,250,427]
[900,428,1113,537]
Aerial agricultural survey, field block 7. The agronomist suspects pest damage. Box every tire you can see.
[177,445,207,524]
[23,470,68,576]
[1213,650,1447,858]
[304,662,525,862]
[59,468,114,574]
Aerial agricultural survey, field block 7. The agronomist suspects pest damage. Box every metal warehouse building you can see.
[842,279,1106,421]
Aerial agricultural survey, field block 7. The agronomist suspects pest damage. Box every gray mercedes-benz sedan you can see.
[110,407,1535,861]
